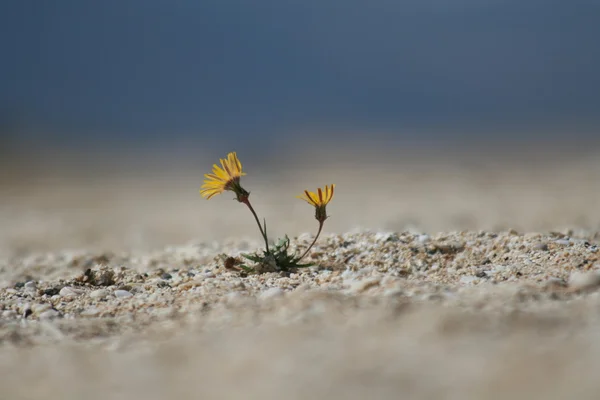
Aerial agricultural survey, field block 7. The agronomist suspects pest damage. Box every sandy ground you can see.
[3,149,600,399]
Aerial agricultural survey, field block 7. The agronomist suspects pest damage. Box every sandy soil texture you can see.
[2,151,600,399]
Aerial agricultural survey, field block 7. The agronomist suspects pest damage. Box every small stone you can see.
[24,281,37,289]
[44,287,61,296]
[260,287,284,300]
[81,307,101,317]
[89,289,109,299]
[23,286,37,296]
[533,243,549,251]
[475,270,488,278]
[434,242,465,254]
[22,306,33,318]
[417,234,431,244]
[555,239,571,246]
[568,271,600,292]
[39,309,60,320]
[114,290,133,298]
[32,303,52,314]
[161,272,172,280]
[59,287,82,298]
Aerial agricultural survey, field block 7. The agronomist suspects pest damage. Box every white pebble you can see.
[260,287,284,300]
[32,303,52,314]
[81,307,101,317]
[89,289,109,299]
[114,290,133,298]
[39,309,60,320]
[374,232,396,242]
[24,281,37,289]
[417,234,431,244]
[59,287,82,298]
[568,271,600,292]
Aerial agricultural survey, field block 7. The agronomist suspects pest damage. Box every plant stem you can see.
[298,220,324,261]
[243,199,270,254]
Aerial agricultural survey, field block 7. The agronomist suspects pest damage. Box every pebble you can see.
[24,281,37,289]
[81,307,101,317]
[555,239,571,246]
[90,289,110,299]
[114,290,133,298]
[32,303,52,314]
[39,309,60,320]
[59,287,83,298]
[417,234,431,244]
[260,287,284,300]
[568,271,600,292]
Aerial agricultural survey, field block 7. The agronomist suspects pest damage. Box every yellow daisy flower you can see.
[298,184,335,222]
[200,152,249,201]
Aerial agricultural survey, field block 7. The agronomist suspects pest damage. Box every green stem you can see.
[298,220,324,261]
[243,199,270,254]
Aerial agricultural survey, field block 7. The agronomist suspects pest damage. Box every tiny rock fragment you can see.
[59,287,83,298]
[114,290,133,298]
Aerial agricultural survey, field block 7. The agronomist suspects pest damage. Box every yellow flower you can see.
[298,184,335,222]
[200,152,249,201]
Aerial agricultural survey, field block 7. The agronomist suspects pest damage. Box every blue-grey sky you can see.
[2,0,600,148]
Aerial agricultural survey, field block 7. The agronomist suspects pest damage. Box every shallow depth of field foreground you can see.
[3,149,600,399]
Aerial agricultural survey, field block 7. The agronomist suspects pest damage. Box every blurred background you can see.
[2,0,600,255]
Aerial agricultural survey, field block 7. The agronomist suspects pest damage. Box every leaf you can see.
[238,265,255,273]
[242,253,263,263]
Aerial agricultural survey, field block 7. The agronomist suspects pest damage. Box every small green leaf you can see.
[238,265,255,273]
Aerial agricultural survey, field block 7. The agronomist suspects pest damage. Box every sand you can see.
[2,151,600,399]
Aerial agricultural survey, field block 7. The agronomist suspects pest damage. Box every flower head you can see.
[200,152,249,201]
[297,184,335,223]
